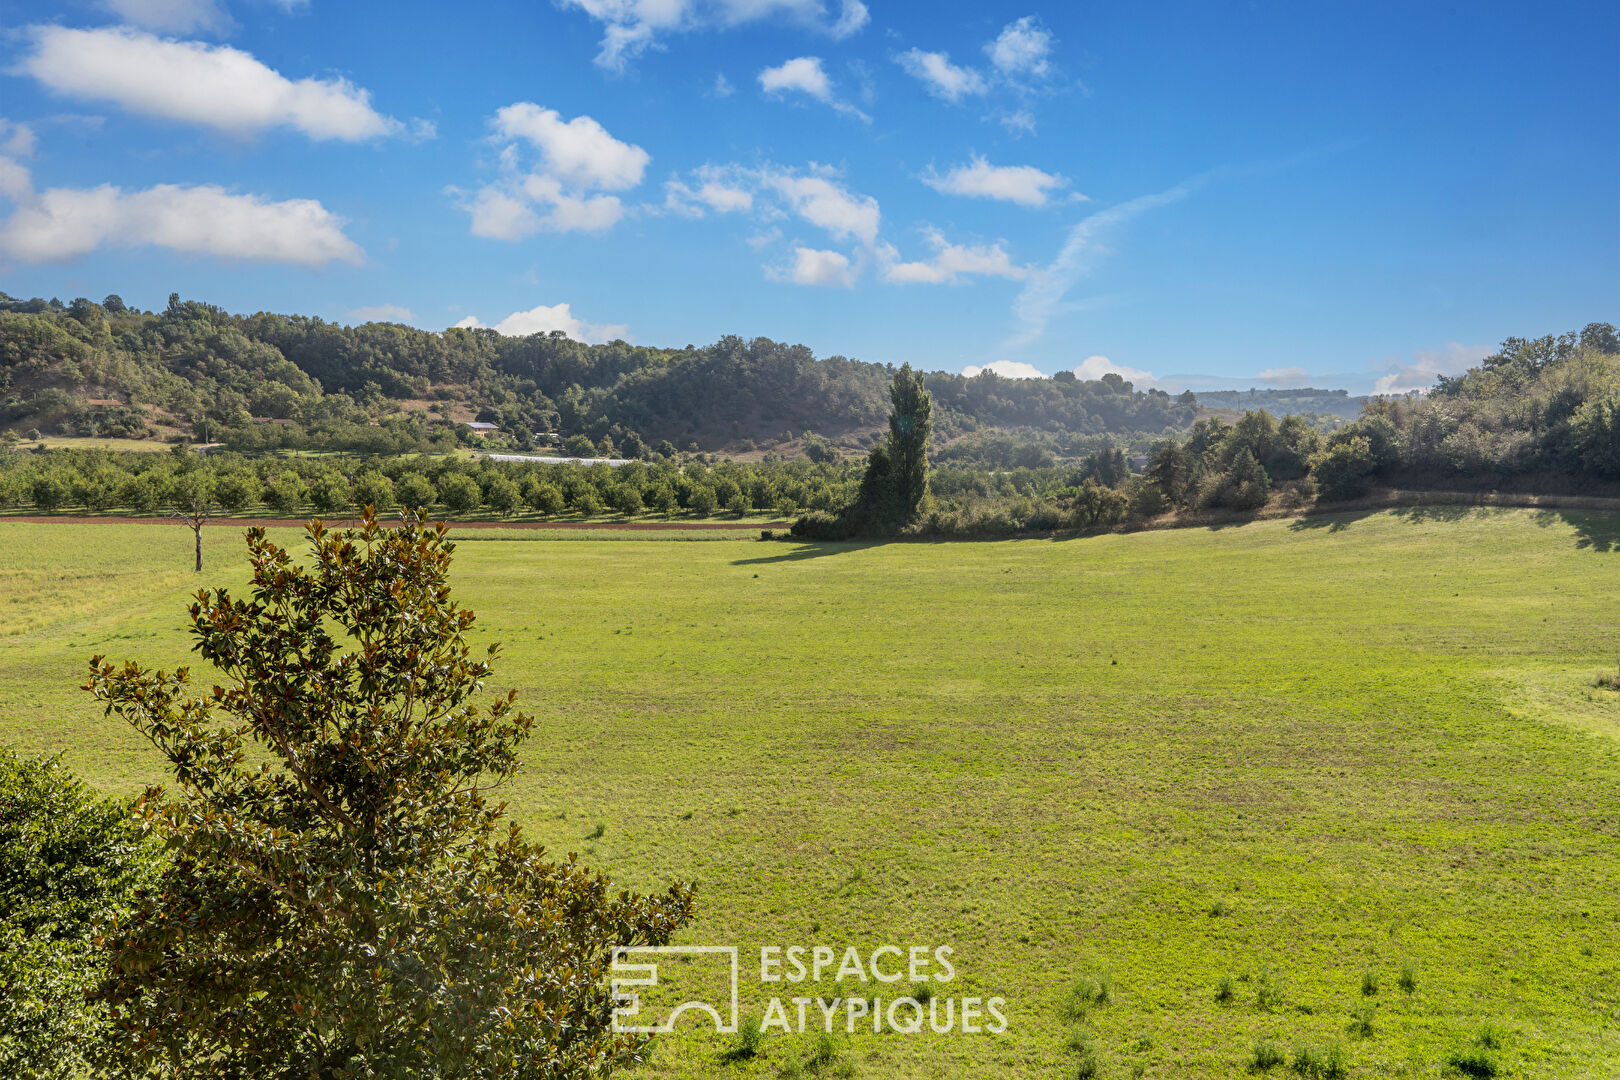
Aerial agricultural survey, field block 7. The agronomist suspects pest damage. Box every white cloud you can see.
[999,109,1037,137]
[963,359,1045,378]
[348,304,414,324]
[664,165,754,216]
[958,356,1159,385]
[895,48,987,102]
[760,56,832,99]
[829,0,869,38]
[758,56,868,120]
[712,72,735,97]
[97,0,231,35]
[777,246,856,288]
[492,103,649,190]
[884,228,1030,285]
[923,155,1068,207]
[1372,342,1491,394]
[460,104,646,239]
[0,171,362,267]
[455,302,627,343]
[0,120,32,200]
[1258,366,1308,384]
[462,187,542,240]
[1072,355,1158,387]
[986,16,1053,77]
[745,227,782,249]
[1007,177,1203,349]
[0,121,35,160]
[763,168,879,244]
[660,162,880,280]
[15,27,400,141]
[0,158,31,203]
[563,0,869,72]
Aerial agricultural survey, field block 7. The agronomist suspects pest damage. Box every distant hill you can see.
[1193,387,1368,419]
[0,291,1198,455]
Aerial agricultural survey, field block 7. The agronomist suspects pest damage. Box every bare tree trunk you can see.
[194,522,203,572]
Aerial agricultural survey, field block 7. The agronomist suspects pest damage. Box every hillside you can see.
[1,292,1196,456]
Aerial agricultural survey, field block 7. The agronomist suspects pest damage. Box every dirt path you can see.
[0,515,787,531]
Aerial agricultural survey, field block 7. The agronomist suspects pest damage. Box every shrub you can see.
[1398,962,1417,994]
[569,485,604,516]
[1063,973,1112,1019]
[1289,1042,1347,1079]
[83,511,696,1079]
[483,473,521,516]
[261,470,305,514]
[1251,1038,1285,1072]
[1360,969,1378,996]
[791,510,856,541]
[1310,435,1376,500]
[0,748,156,1079]
[1215,973,1236,1003]
[437,472,482,515]
[1447,1048,1500,1078]
[609,483,644,517]
[350,471,394,512]
[1255,968,1286,1011]
[394,471,436,510]
[725,1014,764,1061]
[687,485,719,516]
[307,471,351,514]
[528,481,565,517]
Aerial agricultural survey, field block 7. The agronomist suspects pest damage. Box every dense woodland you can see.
[0,300,1613,537]
[0,292,1196,454]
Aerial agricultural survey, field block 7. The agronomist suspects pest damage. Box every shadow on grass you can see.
[731,541,885,565]
[1530,510,1620,552]
[1288,509,1376,533]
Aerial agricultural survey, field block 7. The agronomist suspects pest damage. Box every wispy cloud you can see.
[562,0,869,73]
[1005,176,1205,350]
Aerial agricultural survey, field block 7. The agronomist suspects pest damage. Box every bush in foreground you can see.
[85,510,696,1079]
[0,749,154,1080]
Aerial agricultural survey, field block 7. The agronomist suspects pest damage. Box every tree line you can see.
[795,325,1619,540]
[0,448,867,522]
[1,291,1197,455]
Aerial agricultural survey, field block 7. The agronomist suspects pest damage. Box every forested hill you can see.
[0,292,1195,453]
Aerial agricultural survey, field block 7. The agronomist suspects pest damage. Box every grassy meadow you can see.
[1,508,1617,1078]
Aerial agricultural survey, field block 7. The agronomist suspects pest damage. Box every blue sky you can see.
[0,0,1615,393]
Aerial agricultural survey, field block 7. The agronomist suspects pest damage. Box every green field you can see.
[1,509,1617,1078]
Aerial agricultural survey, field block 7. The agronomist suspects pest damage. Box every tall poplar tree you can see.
[886,362,932,524]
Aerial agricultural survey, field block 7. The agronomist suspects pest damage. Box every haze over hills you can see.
[2,291,1223,454]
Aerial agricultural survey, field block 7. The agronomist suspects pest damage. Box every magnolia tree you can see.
[86,510,695,1079]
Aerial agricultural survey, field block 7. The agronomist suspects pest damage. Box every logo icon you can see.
[610,945,740,1034]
